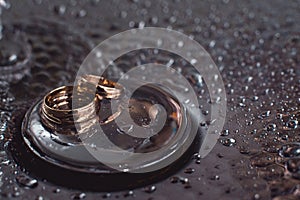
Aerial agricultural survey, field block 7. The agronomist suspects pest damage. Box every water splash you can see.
[0,0,10,40]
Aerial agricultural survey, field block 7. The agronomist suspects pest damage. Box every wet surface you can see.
[0,0,299,199]
[22,82,200,175]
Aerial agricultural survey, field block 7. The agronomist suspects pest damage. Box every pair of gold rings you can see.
[40,75,123,136]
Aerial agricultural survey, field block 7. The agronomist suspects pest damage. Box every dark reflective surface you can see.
[0,0,299,199]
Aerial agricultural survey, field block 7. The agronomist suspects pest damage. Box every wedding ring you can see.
[40,85,99,136]
[39,75,124,139]
[78,75,123,100]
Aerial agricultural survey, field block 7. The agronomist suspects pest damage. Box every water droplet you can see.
[184,168,195,174]
[143,185,156,193]
[170,176,179,183]
[138,21,145,29]
[102,193,111,198]
[192,153,201,164]
[16,175,38,188]
[286,120,298,129]
[209,40,216,48]
[36,196,44,200]
[210,175,220,180]
[252,96,259,101]
[258,111,271,119]
[266,123,277,131]
[219,138,236,147]
[254,194,260,199]
[217,153,224,158]
[187,72,203,88]
[123,190,134,197]
[72,193,86,199]
[53,4,66,15]
[179,177,189,184]
[53,188,61,193]
[76,9,87,18]
[279,143,300,158]
[220,129,230,136]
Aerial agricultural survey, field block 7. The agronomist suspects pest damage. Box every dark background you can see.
[0,0,299,199]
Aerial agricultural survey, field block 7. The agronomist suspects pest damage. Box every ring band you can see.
[39,76,124,138]
[40,85,99,136]
[78,75,124,100]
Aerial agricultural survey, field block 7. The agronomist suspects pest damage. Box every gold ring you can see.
[78,75,124,100]
[40,85,99,136]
